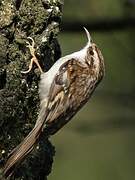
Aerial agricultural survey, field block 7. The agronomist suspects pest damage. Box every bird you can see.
[3,27,105,178]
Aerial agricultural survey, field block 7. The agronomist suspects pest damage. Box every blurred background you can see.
[50,0,135,180]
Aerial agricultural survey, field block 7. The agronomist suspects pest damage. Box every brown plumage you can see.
[3,28,105,178]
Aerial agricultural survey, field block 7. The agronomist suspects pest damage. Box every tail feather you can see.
[3,122,43,178]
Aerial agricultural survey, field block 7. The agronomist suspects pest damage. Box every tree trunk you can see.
[0,0,63,179]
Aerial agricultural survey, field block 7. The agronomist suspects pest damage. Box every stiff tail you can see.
[3,122,43,178]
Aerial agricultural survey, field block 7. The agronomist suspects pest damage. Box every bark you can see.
[0,0,63,179]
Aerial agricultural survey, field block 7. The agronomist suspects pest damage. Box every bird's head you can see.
[83,27,104,72]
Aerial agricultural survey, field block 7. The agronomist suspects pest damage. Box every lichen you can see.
[0,0,63,179]
[0,0,16,28]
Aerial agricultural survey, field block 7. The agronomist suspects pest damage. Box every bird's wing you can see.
[37,58,87,128]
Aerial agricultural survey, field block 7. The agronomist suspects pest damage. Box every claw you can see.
[21,37,43,74]
[26,41,31,47]
[27,37,35,46]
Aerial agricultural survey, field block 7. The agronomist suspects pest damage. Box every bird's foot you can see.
[21,37,43,74]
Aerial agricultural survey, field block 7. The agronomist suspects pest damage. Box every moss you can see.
[18,0,48,34]
[0,0,16,28]
[0,0,63,179]
[0,35,9,67]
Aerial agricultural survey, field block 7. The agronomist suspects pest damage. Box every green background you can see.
[49,0,135,180]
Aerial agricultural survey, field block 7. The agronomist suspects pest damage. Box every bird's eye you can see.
[90,50,94,55]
